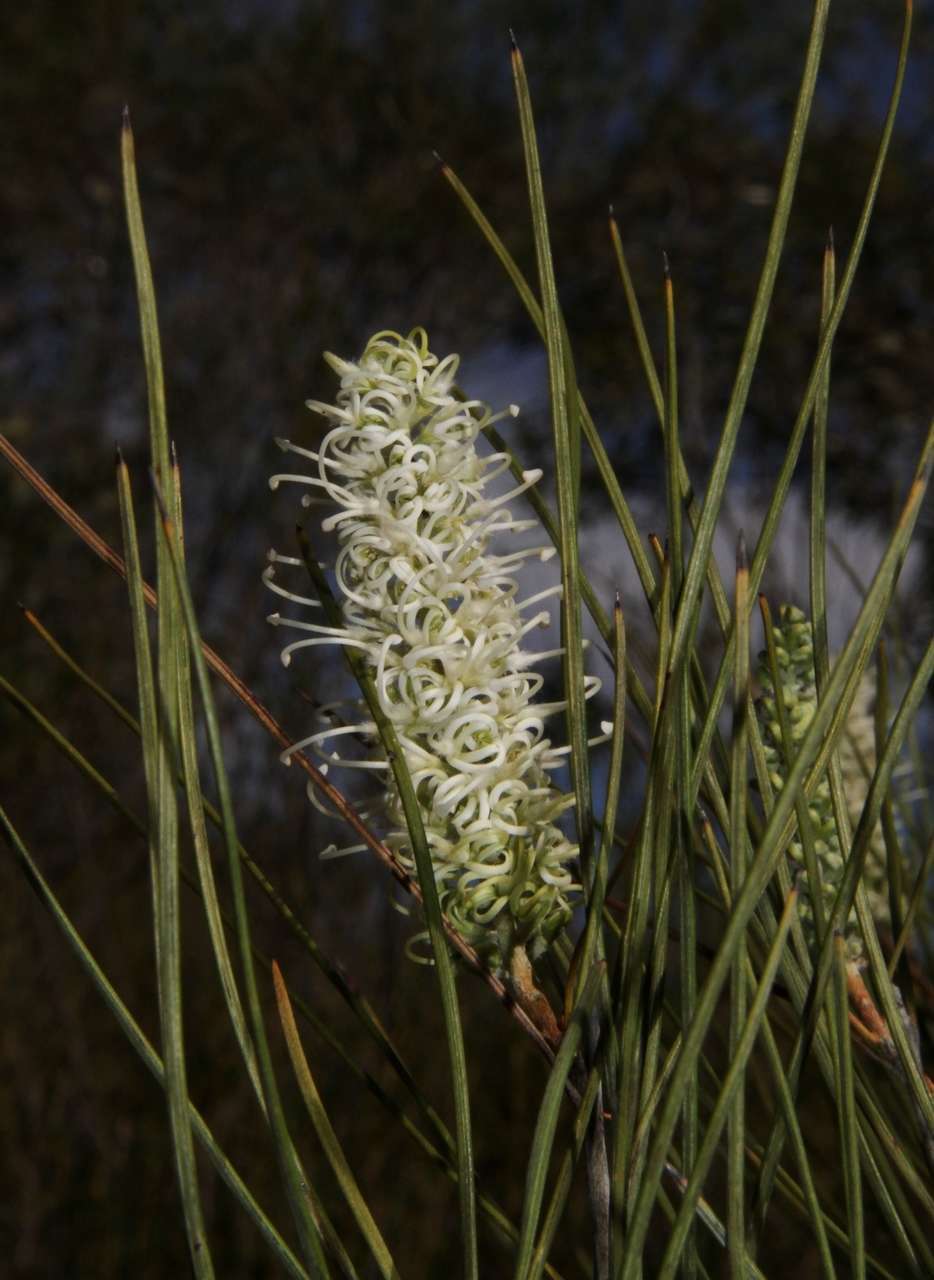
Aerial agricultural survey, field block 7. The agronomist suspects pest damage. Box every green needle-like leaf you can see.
[273,962,400,1280]
[656,878,801,1279]
[168,459,264,1110]
[727,536,751,1272]
[668,0,831,683]
[153,489,331,1278]
[514,963,603,1279]
[832,937,865,1280]
[0,803,310,1280]
[121,109,212,1274]
[689,0,913,810]
[511,36,594,890]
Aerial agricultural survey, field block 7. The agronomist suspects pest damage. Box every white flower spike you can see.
[269,328,601,972]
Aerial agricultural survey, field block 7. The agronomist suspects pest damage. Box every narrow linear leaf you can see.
[169,461,264,1109]
[668,0,832,680]
[832,936,865,1280]
[273,962,400,1280]
[727,535,751,1272]
[117,458,212,1273]
[153,487,331,1278]
[438,162,657,609]
[656,878,801,1279]
[528,1064,604,1280]
[514,964,603,1279]
[511,38,594,886]
[689,0,913,809]
[0,802,309,1280]
[608,215,732,637]
[122,110,214,1278]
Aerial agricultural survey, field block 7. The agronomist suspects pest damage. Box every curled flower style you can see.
[268,328,603,971]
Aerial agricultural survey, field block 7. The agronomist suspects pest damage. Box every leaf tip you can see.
[736,530,748,572]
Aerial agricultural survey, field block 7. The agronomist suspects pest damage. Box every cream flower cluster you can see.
[267,328,599,970]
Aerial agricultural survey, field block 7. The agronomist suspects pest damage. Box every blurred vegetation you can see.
[1,2,932,1275]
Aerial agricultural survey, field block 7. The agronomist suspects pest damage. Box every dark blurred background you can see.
[2,2,932,1275]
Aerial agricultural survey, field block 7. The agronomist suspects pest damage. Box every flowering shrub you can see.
[267,328,600,971]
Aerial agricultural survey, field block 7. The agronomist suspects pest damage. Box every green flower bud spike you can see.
[756,604,906,965]
[268,329,607,976]
[837,668,897,929]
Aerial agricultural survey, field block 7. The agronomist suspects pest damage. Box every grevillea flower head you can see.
[267,328,603,973]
